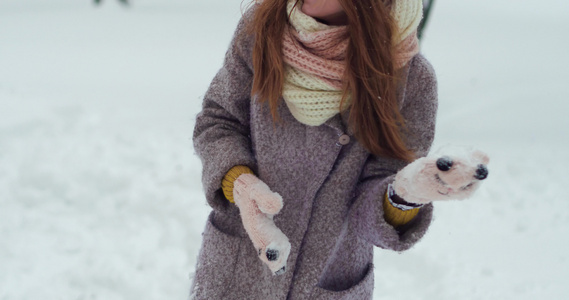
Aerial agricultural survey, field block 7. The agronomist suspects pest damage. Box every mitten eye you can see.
[474,164,489,180]
[436,156,453,171]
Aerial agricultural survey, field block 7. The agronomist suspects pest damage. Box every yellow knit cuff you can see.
[383,192,420,227]
[221,165,255,203]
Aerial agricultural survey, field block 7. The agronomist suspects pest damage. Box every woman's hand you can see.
[233,174,291,275]
[393,146,490,204]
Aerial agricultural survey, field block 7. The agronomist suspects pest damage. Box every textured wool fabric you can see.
[191,5,437,299]
[223,165,420,228]
[281,0,422,126]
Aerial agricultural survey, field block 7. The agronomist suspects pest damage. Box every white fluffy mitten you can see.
[392,146,490,204]
[233,174,291,275]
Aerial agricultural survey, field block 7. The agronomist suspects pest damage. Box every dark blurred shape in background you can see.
[94,0,129,5]
[419,0,435,39]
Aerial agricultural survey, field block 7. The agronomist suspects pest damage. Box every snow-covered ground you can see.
[1,0,568,299]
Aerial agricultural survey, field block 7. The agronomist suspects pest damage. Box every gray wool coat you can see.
[190,7,438,300]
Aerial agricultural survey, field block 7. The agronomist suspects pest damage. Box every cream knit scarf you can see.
[281,0,423,126]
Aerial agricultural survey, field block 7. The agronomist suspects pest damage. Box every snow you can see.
[1,0,568,299]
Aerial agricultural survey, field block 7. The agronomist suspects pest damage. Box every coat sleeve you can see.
[192,8,257,213]
[348,54,438,251]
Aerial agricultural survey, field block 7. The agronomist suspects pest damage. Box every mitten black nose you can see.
[474,164,488,180]
[436,156,453,171]
[266,249,279,261]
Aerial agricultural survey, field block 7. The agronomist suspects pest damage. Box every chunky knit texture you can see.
[282,0,422,126]
[391,0,422,69]
[221,165,254,203]
[383,192,420,227]
[281,0,349,126]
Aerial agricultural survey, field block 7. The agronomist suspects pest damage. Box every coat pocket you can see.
[190,213,244,300]
[310,263,374,300]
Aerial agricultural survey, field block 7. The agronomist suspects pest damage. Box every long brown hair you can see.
[248,0,414,162]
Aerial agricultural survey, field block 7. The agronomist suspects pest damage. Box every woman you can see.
[190,0,487,299]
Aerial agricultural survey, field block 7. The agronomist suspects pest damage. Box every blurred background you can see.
[1,0,568,299]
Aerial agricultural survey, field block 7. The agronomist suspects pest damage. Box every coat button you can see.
[338,134,350,145]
